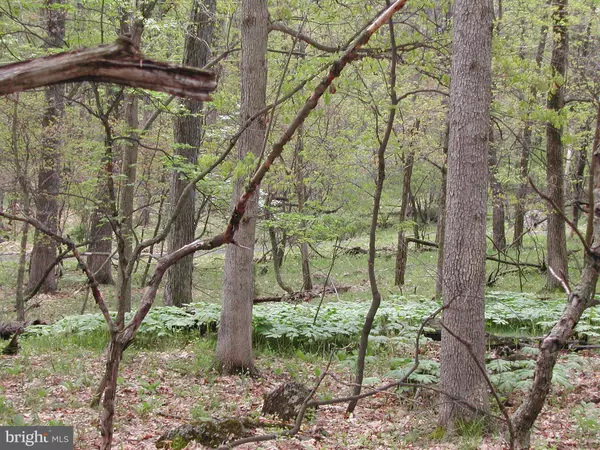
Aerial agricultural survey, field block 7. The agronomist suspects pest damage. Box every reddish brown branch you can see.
[0,37,217,100]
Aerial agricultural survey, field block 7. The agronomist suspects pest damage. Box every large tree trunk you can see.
[163,0,216,307]
[395,150,414,286]
[545,0,569,291]
[28,0,65,294]
[215,0,268,375]
[438,0,492,429]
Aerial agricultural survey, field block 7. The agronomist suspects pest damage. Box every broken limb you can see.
[0,37,216,100]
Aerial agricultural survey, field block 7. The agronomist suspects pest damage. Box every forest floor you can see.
[2,335,600,449]
[2,231,600,448]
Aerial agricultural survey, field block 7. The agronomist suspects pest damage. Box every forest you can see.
[1,0,600,448]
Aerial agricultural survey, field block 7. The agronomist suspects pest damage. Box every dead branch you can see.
[0,36,217,100]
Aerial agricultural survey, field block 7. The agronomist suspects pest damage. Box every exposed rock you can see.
[262,381,314,421]
[155,418,252,449]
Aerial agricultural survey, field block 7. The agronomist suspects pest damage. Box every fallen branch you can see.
[406,237,545,270]
[0,36,217,100]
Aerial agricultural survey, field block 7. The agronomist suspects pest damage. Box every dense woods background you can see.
[1,0,600,448]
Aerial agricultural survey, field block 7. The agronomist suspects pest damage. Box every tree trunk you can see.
[117,91,138,319]
[295,126,312,291]
[265,194,293,294]
[215,0,268,375]
[435,125,449,298]
[87,207,114,284]
[545,0,569,291]
[571,140,587,235]
[513,22,548,249]
[347,10,397,414]
[163,0,216,307]
[11,98,29,322]
[439,0,492,429]
[395,150,414,286]
[28,0,65,294]
[513,124,531,249]
[489,129,506,251]
[87,128,115,285]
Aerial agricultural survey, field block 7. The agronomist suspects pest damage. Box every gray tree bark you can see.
[545,0,569,291]
[28,0,66,294]
[294,126,312,291]
[395,150,414,286]
[513,22,548,249]
[163,0,216,307]
[435,124,449,298]
[438,0,492,429]
[215,0,268,375]
[87,113,116,285]
[489,129,506,251]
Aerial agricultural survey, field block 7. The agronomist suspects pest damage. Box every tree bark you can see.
[0,37,216,100]
[163,0,216,307]
[395,150,414,286]
[439,0,492,429]
[87,115,116,285]
[11,97,30,322]
[489,129,506,251]
[215,0,268,375]
[513,22,548,249]
[435,125,449,298]
[295,125,313,291]
[545,0,569,291]
[28,0,66,294]
[347,8,397,414]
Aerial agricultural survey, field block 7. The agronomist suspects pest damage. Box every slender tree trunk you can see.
[265,194,293,294]
[11,97,29,322]
[513,125,531,249]
[489,129,506,251]
[117,91,138,318]
[571,141,587,234]
[395,151,414,286]
[545,0,569,291]
[347,9,397,414]
[87,127,115,285]
[163,0,216,307]
[435,125,449,298]
[28,0,65,294]
[295,126,312,291]
[215,0,268,375]
[514,22,548,249]
[439,0,492,429]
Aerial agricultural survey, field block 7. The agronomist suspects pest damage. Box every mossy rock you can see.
[155,418,252,449]
[262,381,314,421]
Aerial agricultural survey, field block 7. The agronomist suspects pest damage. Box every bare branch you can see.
[0,37,217,100]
